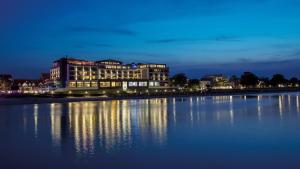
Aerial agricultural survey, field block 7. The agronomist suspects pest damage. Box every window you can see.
[129,81,138,87]
[111,81,122,87]
[139,82,147,87]
[68,82,76,87]
[99,82,110,87]
[91,81,98,87]
[77,82,83,87]
[84,82,91,87]
[115,82,122,87]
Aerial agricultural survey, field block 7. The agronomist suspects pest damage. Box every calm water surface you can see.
[1,93,300,169]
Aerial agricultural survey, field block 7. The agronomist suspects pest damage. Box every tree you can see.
[240,72,259,88]
[270,74,287,87]
[188,79,199,88]
[258,77,270,88]
[229,75,240,88]
[171,73,188,87]
[289,77,299,87]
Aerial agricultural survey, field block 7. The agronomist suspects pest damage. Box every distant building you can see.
[0,74,13,92]
[40,73,50,83]
[199,80,211,91]
[49,57,169,90]
[200,74,232,90]
[12,79,47,93]
[229,76,241,89]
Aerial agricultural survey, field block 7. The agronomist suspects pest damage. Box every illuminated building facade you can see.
[200,74,233,90]
[0,74,13,92]
[50,57,169,90]
[12,79,45,93]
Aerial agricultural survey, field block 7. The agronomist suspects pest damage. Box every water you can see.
[1,93,300,169]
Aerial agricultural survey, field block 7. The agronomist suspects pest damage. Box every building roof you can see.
[13,79,42,85]
[95,59,123,64]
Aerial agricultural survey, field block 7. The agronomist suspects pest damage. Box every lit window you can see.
[99,82,110,87]
[91,82,98,87]
[77,82,83,87]
[68,82,76,87]
[129,82,138,87]
[139,82,147,87]
[84,82,91,87]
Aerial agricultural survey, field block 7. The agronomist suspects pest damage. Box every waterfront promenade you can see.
[1,88,300,105]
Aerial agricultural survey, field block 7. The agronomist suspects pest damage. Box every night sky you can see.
[1,0,300,79]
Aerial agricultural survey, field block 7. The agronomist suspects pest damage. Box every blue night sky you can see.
[1,0,300,79]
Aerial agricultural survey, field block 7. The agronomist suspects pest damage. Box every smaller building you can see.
[201,74,232,90]
[0,74,13,93]
[40,73,50,83]
[12,79,47,94]
[199,80,211,91]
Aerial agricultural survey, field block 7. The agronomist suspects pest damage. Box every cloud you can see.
[73,43,113,49]
[145,36,241,44]
[66,26,137,36]
[146,38,198,44]
[215,36,241,42]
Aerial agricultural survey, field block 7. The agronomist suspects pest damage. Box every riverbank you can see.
[1,88,300,105]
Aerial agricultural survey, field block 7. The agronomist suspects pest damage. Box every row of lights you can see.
[50,88,201,95]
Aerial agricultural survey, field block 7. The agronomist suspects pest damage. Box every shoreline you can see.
[1,88,300,105]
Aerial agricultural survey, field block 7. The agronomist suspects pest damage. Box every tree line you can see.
[170,72,300,88]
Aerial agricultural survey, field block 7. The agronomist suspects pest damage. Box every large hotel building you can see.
[50,57,169,90]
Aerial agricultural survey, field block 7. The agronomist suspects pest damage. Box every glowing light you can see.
[34,104,38,138]
[278,96,283,119]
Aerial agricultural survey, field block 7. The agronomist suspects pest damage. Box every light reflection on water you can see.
[15,94,300,155]
[2,93,300,168]
[47,98,168,154]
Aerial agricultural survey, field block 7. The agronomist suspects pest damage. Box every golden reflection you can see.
[50,103,62,147]
[68,102,97,154]
[44,94,300,154]
[288,95,291,111]
[229,96,234,125]
[172,98,176,124]
[33,104,38,138]
[196,97,200,121]
[48,98,168,154]
[278,95,284,119]
[138,98,168,145]
[213,96,233,104]
[297,96,300,113]
[257,95,262,121]
[190,97,193,125]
